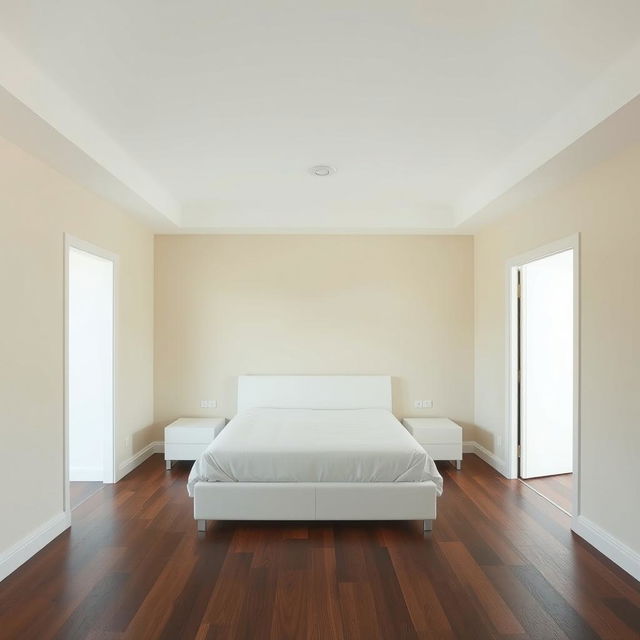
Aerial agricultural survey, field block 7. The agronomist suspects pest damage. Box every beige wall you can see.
[475,143,640,554]
[0,136,155,554]
[155,235,475,437]
[3,124,638,572]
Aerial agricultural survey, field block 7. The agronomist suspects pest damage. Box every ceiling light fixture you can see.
[309,165,335,177]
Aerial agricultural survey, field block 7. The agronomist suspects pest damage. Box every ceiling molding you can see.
[0,34,180,230]
[457,93,640,233]
[165,227,468,236]
[1,11,640,235]
[456,40,640,227]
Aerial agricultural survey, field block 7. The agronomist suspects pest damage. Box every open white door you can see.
[67,241,116,486]
[519,249,573,479]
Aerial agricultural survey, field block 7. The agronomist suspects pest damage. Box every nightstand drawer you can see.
[417,442,462,460]
[165,442,212,461]
[165,417,226,444]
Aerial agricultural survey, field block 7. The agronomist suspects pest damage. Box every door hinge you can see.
[517,444,521,457]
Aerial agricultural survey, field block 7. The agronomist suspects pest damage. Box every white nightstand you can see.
[402,418,463,469]
[164,417,226,469]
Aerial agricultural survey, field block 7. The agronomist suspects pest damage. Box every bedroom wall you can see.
[154,234,475,437]
[475,142,640,557]
[0,136,154,561]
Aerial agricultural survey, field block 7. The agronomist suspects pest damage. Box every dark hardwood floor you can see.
[69,481,103,510]
[521,473,573,514]
[1,454,638,639]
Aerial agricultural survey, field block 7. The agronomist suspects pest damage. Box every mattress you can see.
[187,408,443,496]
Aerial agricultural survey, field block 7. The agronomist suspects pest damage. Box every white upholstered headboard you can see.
[237,375,392,412]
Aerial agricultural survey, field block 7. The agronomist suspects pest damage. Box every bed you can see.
[188,375,442,531]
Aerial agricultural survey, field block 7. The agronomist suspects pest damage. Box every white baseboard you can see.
[69,466,103,482]
[463,443,639,582]
[463,440,508,477]
[117,441,164,481]
[1,441,165,582]
[462,441,476,454]
[572,515,640,582]
[0,511,71,582]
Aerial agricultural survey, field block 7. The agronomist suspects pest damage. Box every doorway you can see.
[506,235,579,516]
[65,236,117,512]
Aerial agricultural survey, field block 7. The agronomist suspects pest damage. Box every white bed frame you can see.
[193,375,438,531]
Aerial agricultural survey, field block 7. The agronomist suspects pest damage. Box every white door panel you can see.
[520,250,573,479]
[69,247,114,483]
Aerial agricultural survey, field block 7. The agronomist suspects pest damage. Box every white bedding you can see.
[187,408,443,496]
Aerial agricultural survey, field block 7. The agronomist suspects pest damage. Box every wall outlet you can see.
[200,400,217,409]
[497,435,503,450]
[414,400,433,409]
[125,436,131,448]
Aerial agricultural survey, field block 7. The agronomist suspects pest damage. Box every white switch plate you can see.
[414,400,433,409]
[200,400,217,409]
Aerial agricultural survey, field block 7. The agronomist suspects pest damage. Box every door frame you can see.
[505,233,580,517]
[63,234,118,514]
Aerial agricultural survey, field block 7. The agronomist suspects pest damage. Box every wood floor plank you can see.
[522,475,572,513]
[514,565,603,640]
[386,540,455,639]
[23,546,129,640]
[104,531,184,633]
[123,537,199,639]
[514,537,636,639]
[199,551,252,633]
[438,541,524,635]
[269,534,312,640]
[574,540,640,607]
[334,525,369,583]
[53,572,130,640]
[338,582,382,640]
[155,527,234,640]
[308,546,344,640]
[602,598,640,635]
[0,454,638,640]
[234,566,275,640]
[484,565,571,640]
[428,549,500,638]
[270,568,309,640]
[70,482,103,510]
[362,543,418,640]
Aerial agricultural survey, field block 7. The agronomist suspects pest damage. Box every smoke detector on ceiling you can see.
[309,165,336,177]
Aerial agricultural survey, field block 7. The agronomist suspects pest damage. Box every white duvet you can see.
[187,408,443,496]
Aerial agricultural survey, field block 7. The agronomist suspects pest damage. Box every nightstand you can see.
[402,417,463,469]
[164,417,226,469]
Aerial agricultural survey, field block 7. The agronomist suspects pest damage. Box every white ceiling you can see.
[1,1,639,233]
